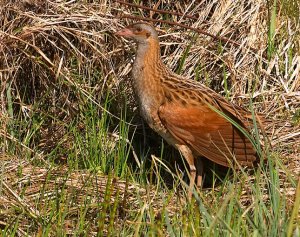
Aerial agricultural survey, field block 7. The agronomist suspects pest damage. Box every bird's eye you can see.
[135,27,142,32]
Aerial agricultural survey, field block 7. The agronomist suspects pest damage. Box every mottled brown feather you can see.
[158,101,256,167]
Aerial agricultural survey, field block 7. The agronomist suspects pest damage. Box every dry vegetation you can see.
[0,0,299,236]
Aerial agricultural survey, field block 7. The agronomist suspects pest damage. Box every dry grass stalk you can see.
[0,155,181,235]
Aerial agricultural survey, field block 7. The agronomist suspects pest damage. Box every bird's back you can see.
[158,72,257,167]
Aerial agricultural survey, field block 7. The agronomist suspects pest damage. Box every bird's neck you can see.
[134,38,166,80]
[132,38,168,111]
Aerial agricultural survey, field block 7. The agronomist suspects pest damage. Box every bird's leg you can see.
[176,145,196,200]
[196,158,203,188]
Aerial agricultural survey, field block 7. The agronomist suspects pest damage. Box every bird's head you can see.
[115,22,158,44]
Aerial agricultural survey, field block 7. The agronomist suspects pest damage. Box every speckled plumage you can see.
[116,22,258,199]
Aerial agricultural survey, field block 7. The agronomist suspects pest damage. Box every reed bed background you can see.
[0,0,299,236]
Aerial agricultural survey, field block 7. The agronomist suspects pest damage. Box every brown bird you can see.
[116,22,257,198]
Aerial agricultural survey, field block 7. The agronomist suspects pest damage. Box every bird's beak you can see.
[115,28,134,38]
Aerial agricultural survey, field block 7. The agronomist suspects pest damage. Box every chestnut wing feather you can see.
[158,103,256,167]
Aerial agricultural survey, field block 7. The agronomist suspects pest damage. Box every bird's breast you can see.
[132,64,164,125]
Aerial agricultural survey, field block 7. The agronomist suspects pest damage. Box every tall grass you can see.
[2,79,298,236]
[267,0,277,59]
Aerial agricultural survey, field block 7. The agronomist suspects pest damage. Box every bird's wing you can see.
[158,102,257,167]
